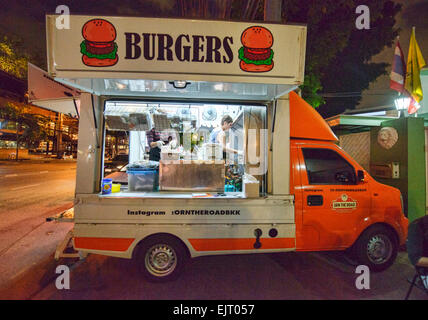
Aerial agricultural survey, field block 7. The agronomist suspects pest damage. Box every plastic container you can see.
[112,183,121,193]
[127,168,158,191]
[102,178,113,194]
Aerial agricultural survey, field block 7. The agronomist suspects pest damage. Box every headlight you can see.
[105,168,112,173]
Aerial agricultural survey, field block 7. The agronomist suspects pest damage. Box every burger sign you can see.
[239,26,274,72]
[47,14,307,83]
[80,19,118,67]
[78,18,278,73]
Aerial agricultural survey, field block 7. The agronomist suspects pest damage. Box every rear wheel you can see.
[352,225,398,272]
[135,235,188,282]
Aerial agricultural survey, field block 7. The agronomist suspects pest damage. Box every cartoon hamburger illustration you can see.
[80,19,118,67]
[239,26,274,72]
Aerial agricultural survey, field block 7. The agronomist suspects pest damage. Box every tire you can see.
[135,235,188,282]
[352,225,398,272]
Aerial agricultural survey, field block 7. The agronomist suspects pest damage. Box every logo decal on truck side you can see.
[172,209,241,216]
[331,194,358,210]
[126,209,241,216]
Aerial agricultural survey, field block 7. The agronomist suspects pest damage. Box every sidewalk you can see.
[0,204,74,299]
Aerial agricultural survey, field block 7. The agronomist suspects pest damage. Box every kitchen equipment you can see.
[159,160,225,192]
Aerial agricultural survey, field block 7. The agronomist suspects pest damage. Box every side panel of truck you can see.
[73,223,297,259]
[72,195,297,258]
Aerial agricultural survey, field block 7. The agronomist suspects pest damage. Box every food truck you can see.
[42,15,408,281]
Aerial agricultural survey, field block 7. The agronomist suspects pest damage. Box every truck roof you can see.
[289,91,338,142]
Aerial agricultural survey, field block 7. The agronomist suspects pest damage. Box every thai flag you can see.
[390,40,406,93]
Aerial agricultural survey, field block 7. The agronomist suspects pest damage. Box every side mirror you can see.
[357,170,365,182]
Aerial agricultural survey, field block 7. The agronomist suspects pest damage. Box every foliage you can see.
[0,35,29,79]
[317,0,402,117]
[282,0,401,114]
[300,67,325,108]
[0,0,402,116]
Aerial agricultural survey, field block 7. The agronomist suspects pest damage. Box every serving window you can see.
[102,101,267,199]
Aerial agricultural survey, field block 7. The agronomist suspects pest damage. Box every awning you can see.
[28,63,81,117]
[326,114,398,134]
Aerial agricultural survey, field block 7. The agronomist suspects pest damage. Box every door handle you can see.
[307,195,323,206]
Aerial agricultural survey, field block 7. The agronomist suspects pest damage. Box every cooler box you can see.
[127,168,158,191]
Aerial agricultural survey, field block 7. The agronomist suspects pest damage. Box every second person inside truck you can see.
[209,114,241,159]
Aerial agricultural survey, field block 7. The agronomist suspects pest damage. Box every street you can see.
[11,248,428,300]
[0,160,76,214]
[0,161,426,300]
[0,160,76,289]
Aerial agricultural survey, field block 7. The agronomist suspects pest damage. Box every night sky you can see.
[1,0,427,111]
[358,0,428,110]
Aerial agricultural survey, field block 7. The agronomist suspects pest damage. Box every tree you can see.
[282,0,401,114]
[0,0,401,117]
[171,0,400,115]
[0,102,50,160]
[317,1,401,117]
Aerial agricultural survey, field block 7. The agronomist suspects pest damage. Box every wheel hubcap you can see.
[145,244,177,277]
[367,234,392,264]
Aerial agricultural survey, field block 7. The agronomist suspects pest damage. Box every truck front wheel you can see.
[135,235,188,282]
[352,225,398,272]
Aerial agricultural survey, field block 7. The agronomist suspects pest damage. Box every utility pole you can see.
[264,0,282,23]
[15,122,20,161]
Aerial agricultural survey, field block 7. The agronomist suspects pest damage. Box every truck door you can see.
[297,146,371,250]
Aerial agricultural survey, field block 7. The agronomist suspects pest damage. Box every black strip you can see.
[90,94,100,149]
[72,98,79,118]
[91,94,97,129]
[270,100,277,152]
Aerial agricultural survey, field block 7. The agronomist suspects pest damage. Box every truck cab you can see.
[289,91,408,271]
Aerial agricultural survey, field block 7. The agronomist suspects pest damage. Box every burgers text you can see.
[124,33,234,63]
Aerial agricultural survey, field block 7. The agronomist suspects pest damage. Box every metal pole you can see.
[264,0,282,22]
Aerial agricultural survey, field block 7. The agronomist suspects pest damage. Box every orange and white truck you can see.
[40,14,408,281]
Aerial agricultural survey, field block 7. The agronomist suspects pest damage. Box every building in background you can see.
[327,68,428,222]
[0,69,78,159]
